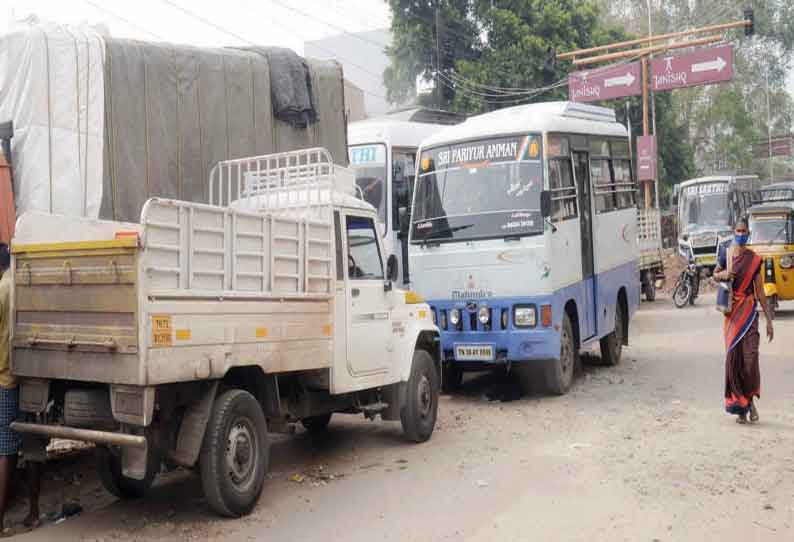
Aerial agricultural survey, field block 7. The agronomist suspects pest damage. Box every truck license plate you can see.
[455,344,494,361]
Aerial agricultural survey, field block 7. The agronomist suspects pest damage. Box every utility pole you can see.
[647,0,659,209]
[765,68,774,182]
[434,8,442,110]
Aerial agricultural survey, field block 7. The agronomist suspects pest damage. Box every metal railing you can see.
[208,148,355,220]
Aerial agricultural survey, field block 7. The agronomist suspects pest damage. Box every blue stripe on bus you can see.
[429,260,639,364]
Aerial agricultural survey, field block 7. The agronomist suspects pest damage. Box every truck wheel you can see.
[301,413,332,434]
[441,363,463,394]
[95,445,158,500]
[200,389,269,517]
[544,313,576,395]
[599,301,625,366]
[644,272,656,302]
[400,350,439,443]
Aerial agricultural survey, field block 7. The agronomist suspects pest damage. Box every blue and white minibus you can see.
[408,102,640,394]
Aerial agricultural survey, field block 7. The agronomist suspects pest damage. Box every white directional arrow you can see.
[691,56,727,73]
[604,72,636,88]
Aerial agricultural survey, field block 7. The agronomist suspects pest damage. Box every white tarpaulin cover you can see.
[0,23,348,223]
[0,23,106,218]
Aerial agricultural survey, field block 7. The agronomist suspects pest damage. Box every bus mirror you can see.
[540,190,552,218]
[398,206,410,236]
[393,162,405,185]
[386,254,399,282]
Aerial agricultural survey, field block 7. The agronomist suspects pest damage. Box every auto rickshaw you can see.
[747,183,794,314]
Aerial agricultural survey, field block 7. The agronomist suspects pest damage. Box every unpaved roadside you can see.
[12,296,794,541]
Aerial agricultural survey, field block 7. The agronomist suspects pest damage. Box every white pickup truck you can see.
[8,148,440,517]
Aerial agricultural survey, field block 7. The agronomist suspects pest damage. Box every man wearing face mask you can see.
[714,219,774,424]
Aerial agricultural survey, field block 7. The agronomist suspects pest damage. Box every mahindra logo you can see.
[466,301,478,312]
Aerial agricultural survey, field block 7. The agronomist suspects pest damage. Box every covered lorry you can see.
[9,148,440,517]
[0,23,348,224]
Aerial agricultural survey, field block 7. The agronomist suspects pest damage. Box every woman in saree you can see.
[714,219,774,424]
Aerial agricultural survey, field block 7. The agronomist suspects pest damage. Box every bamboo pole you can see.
[558,20,749,60]
[572,34,723,66]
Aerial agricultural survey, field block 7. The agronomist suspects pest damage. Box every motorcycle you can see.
[673,253,701,308]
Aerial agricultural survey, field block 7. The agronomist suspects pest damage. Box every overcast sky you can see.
[1,0,392,53]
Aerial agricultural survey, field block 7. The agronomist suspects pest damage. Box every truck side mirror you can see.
[398,206,410,236]
[540,190,552,218]
[386,254,399,282]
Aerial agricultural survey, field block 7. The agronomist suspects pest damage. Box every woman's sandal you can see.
[750,403,759,423]
[736,414,748,424]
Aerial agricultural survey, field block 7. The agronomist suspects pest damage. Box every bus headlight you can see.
[478,306,490,325]
[449,309,461,327]
[781,255,793,269]
[513,305,536,328]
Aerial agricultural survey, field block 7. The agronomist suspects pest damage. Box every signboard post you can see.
[650,45,734,92]
[568,61,642,103]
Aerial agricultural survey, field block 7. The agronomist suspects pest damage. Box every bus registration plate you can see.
[455,344,494,361]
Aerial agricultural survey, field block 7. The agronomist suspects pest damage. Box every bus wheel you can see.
[644,271,656,301]
[301,413,332,434]
[544,313,576,395]
[441,363,463,394]
[600,301,625,366]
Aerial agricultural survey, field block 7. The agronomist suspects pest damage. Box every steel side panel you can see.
[142,298,333,385]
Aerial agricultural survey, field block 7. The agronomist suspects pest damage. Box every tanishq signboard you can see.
[568,61,642,103]
[651,45,734,92]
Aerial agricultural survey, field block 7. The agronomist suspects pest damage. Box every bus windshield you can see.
[679,182,732,233]
[411,134,543,243]
[349,144,387,227]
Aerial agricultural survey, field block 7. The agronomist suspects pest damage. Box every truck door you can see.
[345,214,392,376]
[573,150,596,339]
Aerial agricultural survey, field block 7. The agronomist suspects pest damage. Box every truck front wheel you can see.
[200,389,269,517]
[400,350,439,443]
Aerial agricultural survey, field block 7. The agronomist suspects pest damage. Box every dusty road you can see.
[10,296,794,541]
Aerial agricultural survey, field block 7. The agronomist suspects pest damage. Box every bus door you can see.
[572,150,597,340]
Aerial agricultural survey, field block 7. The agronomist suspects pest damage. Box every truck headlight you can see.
[780,255,793,269]
[478,306,490,325]
[449,308,461,327]
[513,305,536,328]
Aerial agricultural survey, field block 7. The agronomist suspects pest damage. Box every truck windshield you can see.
[679,182,731,233]
[750,215,790,245]
[349,144,387,227]
[411,134,543,243]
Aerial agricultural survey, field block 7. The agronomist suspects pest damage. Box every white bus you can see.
[409,102,640,395]
[673,175,759,272]
[348,109,464,285]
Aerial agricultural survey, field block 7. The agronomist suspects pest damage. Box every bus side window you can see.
[591,158,615,213]
[548,135,577,222]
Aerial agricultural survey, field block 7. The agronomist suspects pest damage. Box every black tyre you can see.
[544,313,577,395]
[301,413,332,434]
[644,272,656,302]
[200,389,269,517]
[401,350,439,443]
[441,363,463,394]
[600,300,626,366]
[95,445,158,500]
[672,281,691,308]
